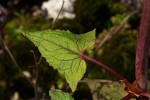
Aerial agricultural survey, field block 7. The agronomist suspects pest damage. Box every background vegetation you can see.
[0,0,144,99]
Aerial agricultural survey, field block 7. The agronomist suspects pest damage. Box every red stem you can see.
[135,0,150,92]
[121,93,136,100]
[80,53,125,80]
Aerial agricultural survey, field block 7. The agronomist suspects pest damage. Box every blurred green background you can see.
[0,0,145,99]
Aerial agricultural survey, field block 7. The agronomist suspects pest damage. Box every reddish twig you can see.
[135,0,150,92]
[80,53,126,80]
[121,93,136,100]
[120,0,150,99]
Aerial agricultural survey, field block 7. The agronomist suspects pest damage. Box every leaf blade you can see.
[49,89,74,100]
[22,29,95,91]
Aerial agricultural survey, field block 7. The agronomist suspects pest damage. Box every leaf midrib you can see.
[26,33,81,56]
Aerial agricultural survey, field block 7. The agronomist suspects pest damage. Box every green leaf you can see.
[100,82,128,100]
[85,79,128,100]
[49,89,73,100]
[22,29,95,91]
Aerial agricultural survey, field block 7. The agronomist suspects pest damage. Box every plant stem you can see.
[0,27,10,100]
[0,5,10,99]
[0,37,32,84]
[95,10,138,53]
[51,0,65,29]
[80,53,125,80]
[30,50,39,100]
[121,93,135,100]
[135,0,150,92]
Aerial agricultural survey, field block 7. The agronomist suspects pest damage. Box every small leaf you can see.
[49,89,73,100]
[100,82,128,99]
[85,80,128,100]
[22,29,95,91]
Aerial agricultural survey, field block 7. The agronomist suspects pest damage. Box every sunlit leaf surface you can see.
[22,29,95,91]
